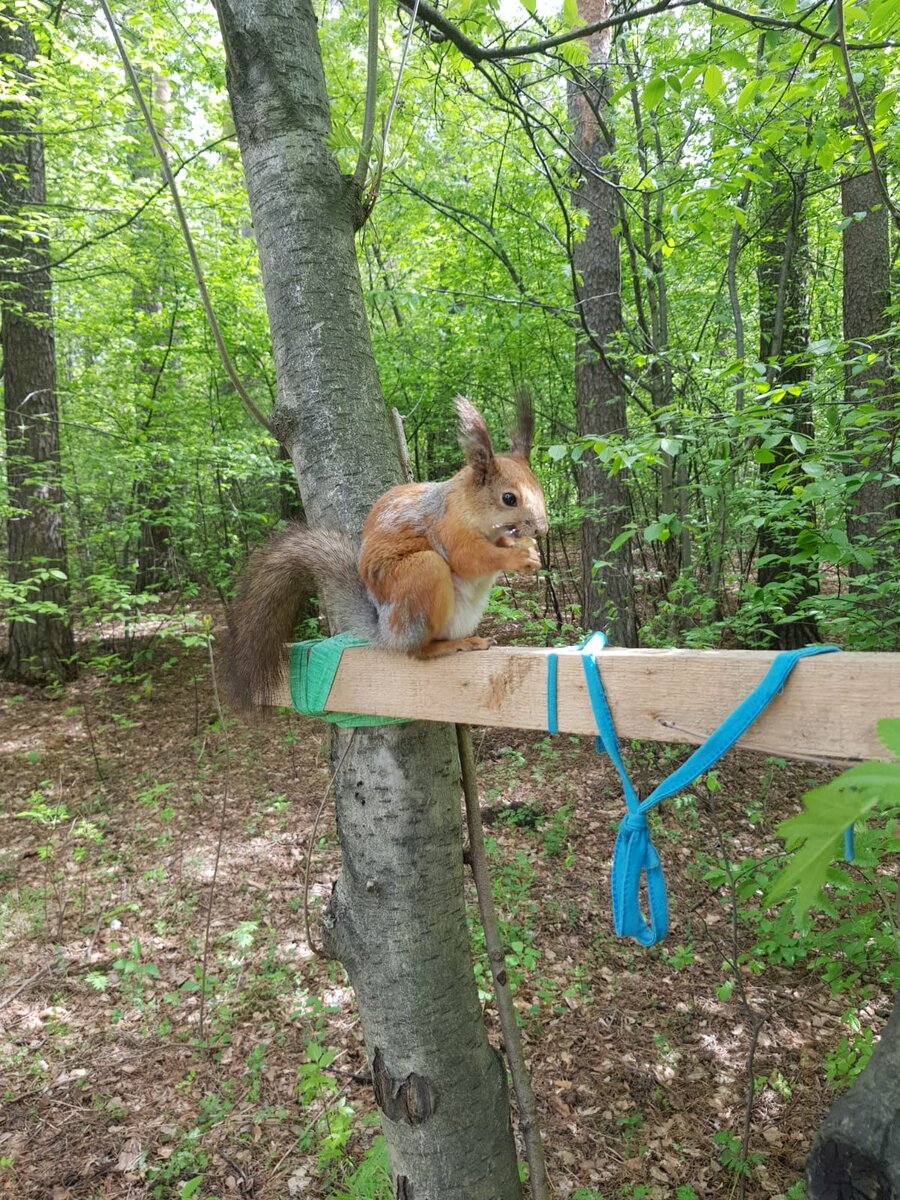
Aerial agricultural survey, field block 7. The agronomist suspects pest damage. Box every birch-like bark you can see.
[214,2,521,1193]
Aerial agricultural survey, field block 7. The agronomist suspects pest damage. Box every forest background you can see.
[1,0,898,1195]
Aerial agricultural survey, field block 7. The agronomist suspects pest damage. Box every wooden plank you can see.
[270,646,900,763]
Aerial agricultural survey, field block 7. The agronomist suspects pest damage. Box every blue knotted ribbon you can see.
[548,639,848,946]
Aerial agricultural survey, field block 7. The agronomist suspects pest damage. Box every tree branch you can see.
[99,0,275,437]
[397,0,899,63]
[352,0,379,192]
[398,0,692,61]
[8,136,232,276]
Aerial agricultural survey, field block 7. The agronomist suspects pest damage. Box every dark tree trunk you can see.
[0,18,76,683]
[568,0,637,646]
[755,167,820,649]
[214,1,521,1193]
[133,474,175,593]
[842,161,894,577]
[807,993,900,1197]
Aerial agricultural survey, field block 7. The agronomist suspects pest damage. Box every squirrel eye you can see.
[501,492,518,507]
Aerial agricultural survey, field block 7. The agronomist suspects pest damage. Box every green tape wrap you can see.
[289,633,409,728]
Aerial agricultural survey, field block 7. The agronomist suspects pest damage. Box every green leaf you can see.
[643,521,668,542]
[736,79,758,112]
[703,64,724,100]
[766,762,900,917]
[562,0,580,28]
[560,37,588,66]
[179,1178,203,1200]
[816,142,835,171]
[643,76,666,111]
[874,86,896,125]
[877,719,900,758]
[608,529,634,553]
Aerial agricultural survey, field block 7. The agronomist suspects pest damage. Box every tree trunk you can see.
[842,160,894,574]
[0,18,76,684]
[807,993,900,1197]
[568,0,637,646]
[755,166,820,649]
[214,1,521,1193]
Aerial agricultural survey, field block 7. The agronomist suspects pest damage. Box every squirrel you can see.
[226,394,548,708]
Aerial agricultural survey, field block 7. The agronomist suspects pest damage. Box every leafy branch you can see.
[396,0,900,65]
[767,719,900,919]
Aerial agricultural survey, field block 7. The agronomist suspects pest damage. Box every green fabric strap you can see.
[288,633,409,728]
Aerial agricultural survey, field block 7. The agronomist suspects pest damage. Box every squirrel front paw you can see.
[498,536,541,573]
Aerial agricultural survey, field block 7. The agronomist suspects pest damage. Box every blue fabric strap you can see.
[548,632,607,741]
[549,641,843,947]
[547,653,559,735]
[580,652,668,945]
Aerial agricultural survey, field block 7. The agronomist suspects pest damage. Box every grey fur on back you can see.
[225,523,376,709]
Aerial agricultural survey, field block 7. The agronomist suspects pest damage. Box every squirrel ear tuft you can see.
[507,388,535,462]
[455,394,496,483]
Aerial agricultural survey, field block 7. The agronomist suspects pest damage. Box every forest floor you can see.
[0,601,894,1200]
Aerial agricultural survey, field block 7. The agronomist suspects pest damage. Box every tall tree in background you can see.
[568,1,637,645]
[755,164,820,648]
[841,106,894,577]
[213,0,521,1193]
[0,14,76,683]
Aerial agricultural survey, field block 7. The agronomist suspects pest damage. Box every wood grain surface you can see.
[269,646,900,763]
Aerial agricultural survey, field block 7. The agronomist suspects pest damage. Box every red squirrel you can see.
[226,394,548,708]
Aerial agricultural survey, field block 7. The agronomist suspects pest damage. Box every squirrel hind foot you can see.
[414,636,494,659]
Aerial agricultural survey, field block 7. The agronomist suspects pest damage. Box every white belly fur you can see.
[441,574,497,639]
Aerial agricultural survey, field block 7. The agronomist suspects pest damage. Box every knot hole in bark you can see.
[372,1046,435,1126]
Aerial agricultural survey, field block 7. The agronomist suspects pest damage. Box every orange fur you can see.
[226,397,548,704]
[358,407,547,658]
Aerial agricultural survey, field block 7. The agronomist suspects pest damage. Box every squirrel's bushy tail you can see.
[226,523,376,709]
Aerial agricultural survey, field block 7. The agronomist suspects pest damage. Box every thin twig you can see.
[80,697,105,782]
[457,724,551,1200]
[706,790,767,1199]
[368,0,421,208]
[0,960,61,1012]
[97,0,275,436]
[199,629,230,1041]
[736,1013,764,1200]
[391,408,415,482]
[11,136,233,277]
[352,0,380,192]
[303,729,358,958]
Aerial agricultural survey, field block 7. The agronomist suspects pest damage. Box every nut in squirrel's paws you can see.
[497,533,541,573]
